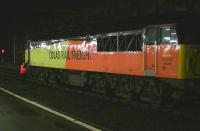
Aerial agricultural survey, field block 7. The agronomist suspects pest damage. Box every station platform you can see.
[0,89,88,131]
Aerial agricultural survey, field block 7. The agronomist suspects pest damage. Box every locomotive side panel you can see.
[91,52,144,76]
[65,40,95,71]
[29,40,69,69]
[145,45,155,69]
[65,40,144,76]
[27,24,200,80]
[106,52,144,76]
[156,44,179,78]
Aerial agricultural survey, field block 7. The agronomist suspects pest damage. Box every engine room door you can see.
[144,26,158,76]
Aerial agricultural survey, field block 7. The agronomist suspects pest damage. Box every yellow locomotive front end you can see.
[177,23,200,80]
[178,44,200,79]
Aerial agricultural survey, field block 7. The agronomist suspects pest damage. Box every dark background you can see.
[0,0,200,63]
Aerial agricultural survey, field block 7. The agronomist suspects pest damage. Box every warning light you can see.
[1,49,5,53]
[0,48,5,54]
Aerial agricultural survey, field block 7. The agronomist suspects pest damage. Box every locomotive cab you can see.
[144,24,179,78]
[144,23,200,79]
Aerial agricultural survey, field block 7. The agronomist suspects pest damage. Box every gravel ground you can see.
[0,68,200,131]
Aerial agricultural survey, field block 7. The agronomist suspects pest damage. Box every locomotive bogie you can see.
[28,65,186,105]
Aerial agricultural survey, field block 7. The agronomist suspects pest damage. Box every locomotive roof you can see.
[29,23,179,43]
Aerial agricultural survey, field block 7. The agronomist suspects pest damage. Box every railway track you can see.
[0,65,199,121]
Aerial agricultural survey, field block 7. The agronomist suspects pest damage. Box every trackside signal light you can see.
[1,49,5,53]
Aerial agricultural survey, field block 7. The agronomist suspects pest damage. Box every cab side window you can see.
[97,33,143,52]
[160,26,178,44]
[145,27,157,45]
[170,26,178,44]
[161,26,170,44]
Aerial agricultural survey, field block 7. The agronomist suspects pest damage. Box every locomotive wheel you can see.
[55,70,62,85]
[85,73,94,92]
[47,70,57,84]
[107,76,118,96]
[42,69,49,84]
[32,68,39,79]
[89,74,106,94]
[63,71,70,88]
[137,78,162,103]
[29,67,35,77]
[115,77,132,99]
[38,69,46,81]
[92,76,106,94]
[35,69,40,79]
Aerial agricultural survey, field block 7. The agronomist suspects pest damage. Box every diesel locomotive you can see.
[24,23,200,105]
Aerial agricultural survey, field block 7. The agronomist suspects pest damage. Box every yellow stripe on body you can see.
[178,44,187,79]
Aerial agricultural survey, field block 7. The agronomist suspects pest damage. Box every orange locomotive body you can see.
[66,25,180,79]
[27,23,200,104]
[66,40,144,76]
